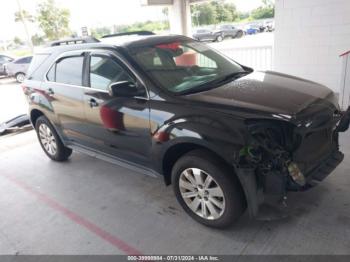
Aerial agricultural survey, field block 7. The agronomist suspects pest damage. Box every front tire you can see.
[235,31,243,38]
[15,72,25,83]
[216,35,224,42]
[172,150,246,228]
[35,116,72,161]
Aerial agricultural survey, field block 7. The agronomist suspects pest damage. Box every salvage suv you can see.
[23,32,350,228]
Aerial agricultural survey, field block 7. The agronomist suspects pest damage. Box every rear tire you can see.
[35,116,72,162]
[235,31,243,38]
[172,150,246,228]
[216,35,224,42]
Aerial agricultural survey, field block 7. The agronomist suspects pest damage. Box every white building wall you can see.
[274,0,350,92]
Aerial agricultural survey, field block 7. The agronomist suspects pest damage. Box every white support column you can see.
[168,0,192,36]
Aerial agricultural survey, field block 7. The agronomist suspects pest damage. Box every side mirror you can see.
[108,81,145,97]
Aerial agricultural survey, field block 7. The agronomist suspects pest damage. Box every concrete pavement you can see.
[0,130,349,255]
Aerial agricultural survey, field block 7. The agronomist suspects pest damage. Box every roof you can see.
[104,34,190,49]
[37,34,191,54]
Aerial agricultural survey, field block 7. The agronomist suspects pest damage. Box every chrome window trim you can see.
[44,48,150,99]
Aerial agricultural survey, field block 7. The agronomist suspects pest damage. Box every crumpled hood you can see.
[185,71,336,117]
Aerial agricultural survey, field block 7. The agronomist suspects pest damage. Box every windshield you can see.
[128,39,248,94]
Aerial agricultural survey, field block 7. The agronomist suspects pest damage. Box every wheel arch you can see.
[30,108,44,126]
[30,108,68,147]
[162,142,239,186]
[162,141,248,214]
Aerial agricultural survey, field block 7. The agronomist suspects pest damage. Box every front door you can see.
[82,51,152,167]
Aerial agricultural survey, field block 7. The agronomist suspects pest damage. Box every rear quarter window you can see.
[27,54,50,79]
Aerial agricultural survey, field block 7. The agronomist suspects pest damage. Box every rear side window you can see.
[15,57,32,64]
[55,56,84,86]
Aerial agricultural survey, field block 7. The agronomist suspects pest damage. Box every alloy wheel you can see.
[16,73,25,83]
[179,168,225,220]
[38,123,57,156]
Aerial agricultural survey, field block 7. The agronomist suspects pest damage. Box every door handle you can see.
[89,98,99,108]
[47,88,54,95]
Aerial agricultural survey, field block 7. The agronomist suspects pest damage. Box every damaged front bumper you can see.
[237,107,350,218]
[305,150,344,186]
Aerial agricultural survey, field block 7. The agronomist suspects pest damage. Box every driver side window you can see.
[89,55,135,91]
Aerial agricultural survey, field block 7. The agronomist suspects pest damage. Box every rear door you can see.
[202,29,214,40]
[43,51,88,144]
[81,50,152,167]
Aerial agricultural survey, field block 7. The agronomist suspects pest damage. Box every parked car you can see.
[244,25,260,35]
[217,24,244,39]
[265,21,275,32]
[192,28,224,42]
[22,33,350,228]
[0,55,14,76]
[5,56,33,83]
[193,25,243,42]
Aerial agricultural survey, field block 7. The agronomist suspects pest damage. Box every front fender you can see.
[151,111,247,174]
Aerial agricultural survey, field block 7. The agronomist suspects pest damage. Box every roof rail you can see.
[101,31,155,39]
[48,36,100,47]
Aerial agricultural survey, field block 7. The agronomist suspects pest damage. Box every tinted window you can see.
[56,56,84,86]
[90,56,134,91]
[197,29,209,34]
[15,57,32,64]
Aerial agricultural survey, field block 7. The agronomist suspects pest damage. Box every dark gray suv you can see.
[22,32,350,228]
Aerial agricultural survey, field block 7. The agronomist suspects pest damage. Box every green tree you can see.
[191,1,238,26]
[37,0,71,40]
[13,36,24,45]
[211,1,237,23]
[237,11,250,21]
[14,10,35,23]
[91,26,112,39]
[14,3,34,52]
[31,34,45,46]
[251,0,275,19]
[223,2,238,21]
[191,3,217,25]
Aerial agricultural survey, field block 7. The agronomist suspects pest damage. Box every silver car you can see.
[0,55,14,76]
[5,56,33,83]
